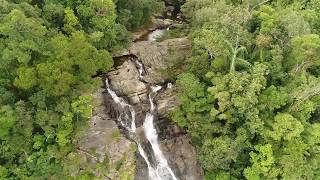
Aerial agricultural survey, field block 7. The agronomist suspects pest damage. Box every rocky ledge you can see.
[78,37,203,180]
[77,88,136,179]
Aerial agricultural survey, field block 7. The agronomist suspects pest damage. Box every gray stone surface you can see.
[77,88,136,180]
[108,38,203,180]
[129,38,191,84]
[80,36,202,180]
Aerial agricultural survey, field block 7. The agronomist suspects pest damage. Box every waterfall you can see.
[105,79,158,178]
[105,80,136,132]
[144,86,178,180]
[105,61,178,180]
[135,60,145,80]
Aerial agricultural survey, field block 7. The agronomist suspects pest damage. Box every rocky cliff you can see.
[78,36,203,179]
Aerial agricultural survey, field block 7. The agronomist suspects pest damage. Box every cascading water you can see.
[144,86,178,180]
[135,60,145,80]
[105,80,136,132]
[105,79,157,178]
[105,60,178,180]
[147,29,167,41]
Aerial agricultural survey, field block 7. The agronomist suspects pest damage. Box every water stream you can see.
[147,29,167,41]
[105,79,157,178]
[144,86,178,180]
[105,61,177,180]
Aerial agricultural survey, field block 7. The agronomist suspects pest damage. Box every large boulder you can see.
[131,17,173,42]
[150,16,173,29]
[108,60,148,103]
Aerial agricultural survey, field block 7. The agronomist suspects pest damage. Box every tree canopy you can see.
[171,0,320,179]
[0,0,159,178]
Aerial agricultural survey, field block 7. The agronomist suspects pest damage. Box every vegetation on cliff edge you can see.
[0,0,162,178]
[171,0,320,179]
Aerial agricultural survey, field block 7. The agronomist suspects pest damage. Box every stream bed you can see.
[105,55,178,180]
[103,30,203,179]
[78,16,203,179]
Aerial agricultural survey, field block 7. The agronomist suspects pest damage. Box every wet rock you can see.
[154,107,204,180]
[135,154,149,180]
[109,37,191,107]
[165,6,175,17]
[107,37,202,179]
[163,0,174,5]
[156,88,204,180]
[169,23,184,30]
[77,88,136,179]
[99,36,202,180]
[176,13,185,21]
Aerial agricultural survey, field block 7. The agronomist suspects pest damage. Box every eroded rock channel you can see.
[78,15,203,180]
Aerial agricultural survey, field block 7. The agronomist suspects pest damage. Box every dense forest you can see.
[171,0,320,179]
[0,0,163,179]
[2,0,320,179]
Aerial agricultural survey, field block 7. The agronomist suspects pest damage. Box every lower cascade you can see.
[105,79,178,180]
[144,86,178,180]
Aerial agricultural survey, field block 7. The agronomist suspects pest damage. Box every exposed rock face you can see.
[109,38,191,124]
[79,30,202,179]
[157,85,180,118]
[157,86,203,180]
[108,60,147,99]
[129,38,191,84]
[151,17,174,29]
[107,37,203,180]
[161,136,203,180]
[77,88,136,180]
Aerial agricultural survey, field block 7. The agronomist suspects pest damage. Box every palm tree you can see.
[225,36,251,72]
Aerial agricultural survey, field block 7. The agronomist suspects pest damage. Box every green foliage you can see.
[289,34,320,73]
[172,0,320,179]
[63,7,79,33]
[244,144,277,179]
[199,137,238,171]
[0,106,17,139]
[267,113,304,141]
[0,0,161,178]
[116,0,164,30]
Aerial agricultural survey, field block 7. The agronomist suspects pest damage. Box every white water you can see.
[105,79,156,177]
[138,144,159,179]
[105,80,136,131]
[144,86,178,180]
[134,60,145,80]
[148,29,167,41]
[105,79,177,180]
